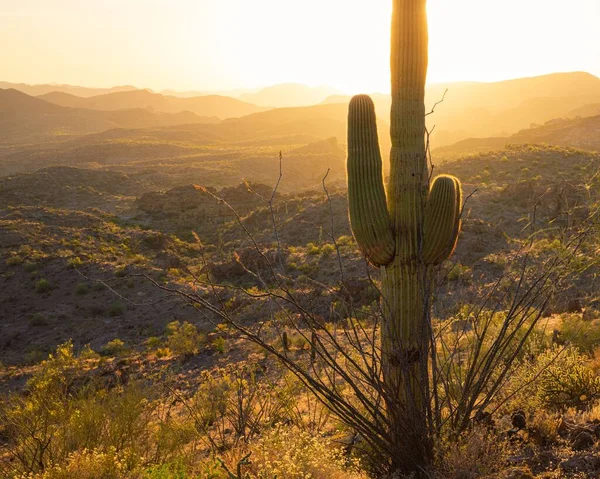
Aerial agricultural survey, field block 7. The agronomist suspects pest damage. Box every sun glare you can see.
[0,0,598,93]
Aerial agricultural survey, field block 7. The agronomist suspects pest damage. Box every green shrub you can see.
[29,313,49,326]
[560,315,600,353]
[35,278,52,293]
[447,262,471,283]
[24,260,38,272]
[67,256,83,268]
[102,338,127,356]
[79,344,100,359]
[211,336,226,354]
[6,254,23,266]
[18,447,136,479]
[166,321,205,357]
[144,460,191,479]
[145,336,162,350]
[535,347,600,410]
[108,301,126,317]
[75,282,89,295]
[306,242,320,255]
[336,235,354,246]
[245,426,364,479]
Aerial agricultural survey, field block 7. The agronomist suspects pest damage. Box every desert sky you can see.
[1,0,599,93]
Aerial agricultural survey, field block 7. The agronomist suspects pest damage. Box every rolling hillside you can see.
[38,89,269,119]
[323,72,600,147]
[434,114,600,160]
[0,89,218,144]
[0,102,354,191]
[239,83,340,107]
[0,81,138,98]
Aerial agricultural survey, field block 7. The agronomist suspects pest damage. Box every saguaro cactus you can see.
[347,0,462,473]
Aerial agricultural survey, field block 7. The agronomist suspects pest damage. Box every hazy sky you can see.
[1,0,599,93]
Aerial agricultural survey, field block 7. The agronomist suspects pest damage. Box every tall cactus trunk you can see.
[383,0,431,473]
[347,0,462,474]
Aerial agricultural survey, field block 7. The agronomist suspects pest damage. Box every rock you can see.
[557,418,577,437]
[571,431,595,451]
[568,424,596,441]
[511,411,527,430]
[560,454,600,473]
[530,450,560,472]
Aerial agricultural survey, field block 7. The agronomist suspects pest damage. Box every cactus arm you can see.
[347,94,396,267]
[423,175,463,265]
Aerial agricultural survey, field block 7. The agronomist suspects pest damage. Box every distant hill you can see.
[240,83,340,107]
[568,103,600,118]
[38,89,269,119]
[161,87,257,99]
[323,72,600,147]
[0,102,367,189]
[0,81,138,98]
[0,89,219,143]
[434,114,600,160]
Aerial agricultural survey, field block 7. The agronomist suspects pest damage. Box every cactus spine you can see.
[347,0,462,472]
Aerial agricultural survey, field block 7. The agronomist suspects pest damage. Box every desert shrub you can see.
[25,349,47,365]
[189,365,297,452]
[144,459,194,479]
[6,254,23,266]
[1,341,78,473]
[67,256,83,268]
[0,341,184,478]
[535,347,600,410]
[14,447,137,479]
[35,278,52,293]
[23,260,37,272]
[527,409,561,447]
[29,312,49,326]
[108,301,126,317]
[320,243,336,255]
[559,314,600,353]
[145,336,162,350]
[79,344,100,360]
[439,428,506,479]
[244,425,364,479]
[102,339,127,356]
[288,331,308,350]
[447,262,471,283]
[212,336,227,354]
[76,282,89,295]
[306,242,320,255]
[165,321,205,357]
[336,235,354,246]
